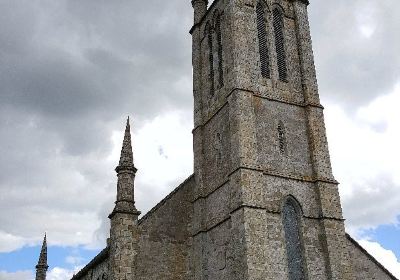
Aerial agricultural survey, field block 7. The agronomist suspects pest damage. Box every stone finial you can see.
[35,233,48,280]
[116,117,136,173]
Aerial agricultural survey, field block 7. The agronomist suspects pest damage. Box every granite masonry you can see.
[35,0,398,279]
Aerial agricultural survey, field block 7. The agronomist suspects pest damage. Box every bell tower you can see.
[190,0,354,279]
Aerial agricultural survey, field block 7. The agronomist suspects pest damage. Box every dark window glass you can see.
[282,200,306,280]
[216,14,224,88]
[256,3,270,78]
[273,8,288,81]
[208,24,215,95]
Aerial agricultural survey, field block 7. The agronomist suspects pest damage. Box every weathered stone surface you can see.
[67,0,398,279]
[347,235,398,280]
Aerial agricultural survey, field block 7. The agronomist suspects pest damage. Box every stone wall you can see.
[135,175,195,280]
[347,235,398,280]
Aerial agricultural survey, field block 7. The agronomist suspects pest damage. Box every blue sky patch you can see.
[0,245,101,273]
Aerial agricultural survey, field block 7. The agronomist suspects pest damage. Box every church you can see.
[34,0,398,279]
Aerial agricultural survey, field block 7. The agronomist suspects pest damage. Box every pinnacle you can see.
[116,117,135,172]
[36,233,48,269]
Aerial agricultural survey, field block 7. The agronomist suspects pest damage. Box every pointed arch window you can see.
[207,23,215,95]
[282,198,306,280]
[256,2,271,79]
[273,7,288,82]
[215,14,224,88]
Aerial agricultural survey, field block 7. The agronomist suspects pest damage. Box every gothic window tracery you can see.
[282,198,306,280]
[273,6,288,82]
[256,2,271,78]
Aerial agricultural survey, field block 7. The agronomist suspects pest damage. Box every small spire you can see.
[116,117,135,172]
[36,233,48,269]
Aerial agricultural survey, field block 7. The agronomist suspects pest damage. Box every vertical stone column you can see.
[293,0,319,105]
[227,89,258,172]
[294,2,354,279]
[190,3,208,280]
[108,119,141,280]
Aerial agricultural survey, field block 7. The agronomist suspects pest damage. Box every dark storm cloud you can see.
[0,0,193,249]
[0,0,193,123]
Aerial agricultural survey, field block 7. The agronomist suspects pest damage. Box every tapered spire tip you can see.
[36,233,48,271]
[116,117,135,173]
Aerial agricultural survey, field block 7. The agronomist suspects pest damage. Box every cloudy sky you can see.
[0,0,399,279]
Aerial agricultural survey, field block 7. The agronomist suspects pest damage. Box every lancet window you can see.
[273,7,288,81]
[215,14,224,88]
[256,2,271,78]
[282,198,306,280]
[207,23,215,95]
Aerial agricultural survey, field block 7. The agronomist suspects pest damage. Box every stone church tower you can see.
[190,0,353,278]
[69,0,398,280]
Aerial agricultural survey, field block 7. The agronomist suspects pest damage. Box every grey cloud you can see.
[0,0,194,251]
[342,175,400,234]
[0,0,398,254]
[309,0,400,109]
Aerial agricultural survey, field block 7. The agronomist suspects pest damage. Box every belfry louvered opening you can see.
[207,23,215,95]
[256,2,270,79]
[273,7,288,82]
[215,14,224,89]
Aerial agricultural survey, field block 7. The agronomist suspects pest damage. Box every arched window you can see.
[256,2,270,79]
[215,14,224,88]
[282,198,306,280]
[207,23,215,95]
[273,7,287,82]
[278,121,287,155]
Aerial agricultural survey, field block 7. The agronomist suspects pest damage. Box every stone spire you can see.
[116,117,135,172]
[109,117,140,218]
[109,118,141,280]
[35,234,48,280]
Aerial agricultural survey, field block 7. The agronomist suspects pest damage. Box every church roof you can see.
[346,234,399,280]
[70,247,109,280]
